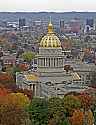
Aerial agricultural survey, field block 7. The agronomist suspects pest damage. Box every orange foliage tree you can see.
[69,109,84,125]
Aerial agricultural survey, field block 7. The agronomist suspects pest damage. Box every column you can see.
[46,58,48,67]
[51,58,53,67]
[45,58,47,67]
[54,58,55,67]
[57,58,58,67]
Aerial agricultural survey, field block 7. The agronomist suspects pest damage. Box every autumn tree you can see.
[0,72,14,86]
[0,91,31,125]
[5,92,30,108]
[0,103,30,125]
[63,95,81,117]
[84,109,94,125]
[0,85,9,97]
[77,93,94,125]
[12,88,33,100]
[18,63,29,71]
[78,93,92,110]
[69,109,84,125]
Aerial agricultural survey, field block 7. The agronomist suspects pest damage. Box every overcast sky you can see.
[0,0,96,12]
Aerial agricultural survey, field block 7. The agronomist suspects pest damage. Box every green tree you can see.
[12,66,21,80]
[59,119,70,125]
[48,97,65,125]
[22,51,35,62]
[27,97,48,125]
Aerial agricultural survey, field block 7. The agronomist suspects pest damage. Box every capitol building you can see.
[16,20,93,98]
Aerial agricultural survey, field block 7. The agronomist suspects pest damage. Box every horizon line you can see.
[0,11,96,13]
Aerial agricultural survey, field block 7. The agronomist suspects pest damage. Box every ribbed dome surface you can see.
[40,33,61,47]
[40,21,61,48]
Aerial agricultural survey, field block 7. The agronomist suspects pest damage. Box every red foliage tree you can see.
[0,85,9,97]
[18,63,29,71]
[78,93,92,110]
[0,72,14,85]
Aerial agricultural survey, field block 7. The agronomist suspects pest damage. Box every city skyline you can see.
[0,0,96,12]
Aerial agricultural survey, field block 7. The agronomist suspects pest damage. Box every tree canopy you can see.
[22,51,35,62]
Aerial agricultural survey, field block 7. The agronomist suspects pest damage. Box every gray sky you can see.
[0,0,96,12]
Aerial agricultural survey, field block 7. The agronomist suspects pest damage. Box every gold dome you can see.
[40,21,61,48]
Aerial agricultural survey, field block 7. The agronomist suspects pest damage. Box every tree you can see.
[0,72,14,85]
[0,85,9,97]
[69,109,84,125]
[18,63,29,71]
[0,91,31,125]
[78,93,92,110]
[12,66,21,80]
[77,93,93,125]
[27,97,48,125]
[84,109,94,125]
[0,104,30,125]
[64,65,73,73]
[5,92,30,108]
[63,95,81,117]
[48,97,65,124]
[12,88,33,100]
[22,51,35,62]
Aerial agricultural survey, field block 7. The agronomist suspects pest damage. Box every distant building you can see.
[0,21,7,27]
[60,20,65,33]
[69,19,81,33]
[86,18,94,27]
[85,18,94,32]
[19,18,26,28]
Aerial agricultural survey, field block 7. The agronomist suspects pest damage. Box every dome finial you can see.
[48,16,53,33]
[49,16,52,24]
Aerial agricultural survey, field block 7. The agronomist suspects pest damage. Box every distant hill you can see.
[0,12,96,24]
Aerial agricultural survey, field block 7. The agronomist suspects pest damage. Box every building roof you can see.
[24,74,38,81]
[72,72,81,81]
